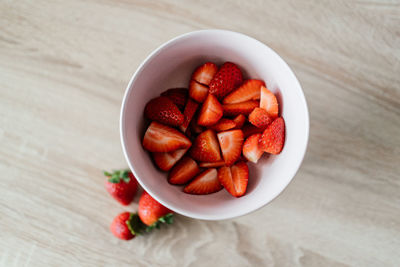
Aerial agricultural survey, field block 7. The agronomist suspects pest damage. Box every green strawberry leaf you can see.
[126,213,147,236]
[104,169,131,184]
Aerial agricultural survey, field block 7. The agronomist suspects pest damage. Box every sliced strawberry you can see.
[191,62,218,86]
[160,88,188,110]
[189,80,209,103]
[260,86,279,119]
[168,156,200,185]
[190,118,204,134]
[217,129,244,166]
[183,168,223,195]
[249,107,272,128]
[197,94,223,126]
[209,118,236,132]
[223,79,265,104]
[190,129,222,162]
[152,148,188,171]
[242,134,263,163]
[242,124,265,138]
[144,96,184,126]
[179,99,199,133]
[222,100,259,116]
[199,160,226,168]
[217,161,248,197]
[209,62,243,99]
[260,117,285,154]
[233,114,246,129]
[143,122,192,152]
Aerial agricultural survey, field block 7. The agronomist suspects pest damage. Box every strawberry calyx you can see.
[126,213,174,235]
[145,213,174,232]
[104,169,131,184]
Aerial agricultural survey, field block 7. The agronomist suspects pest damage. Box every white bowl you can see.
[120,30,309,220]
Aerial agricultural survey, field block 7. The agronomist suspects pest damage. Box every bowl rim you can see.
[120,29,310,221]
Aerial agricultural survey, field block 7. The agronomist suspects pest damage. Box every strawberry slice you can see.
[249,107,272,128]
[260,117,285,154]
[217,129,244,166]
[190,129,222,162]
[209,62,243,99]
[144,96,184,127]
[260,86,279,119]
[179,99,199,133]
[143,122,192,152]
[189,80,209,103]
[199,160,226,168]
[160,88,188,110]
[242,134,263,163]
[217,161,249,197]
[152,148,188,171]
[222,100,259,116]
[168,156,200,185]
[183,168,223,195]
[233,114,246,129]
[191,62,218,86]
[209,118,236,132]
[190,118,204,134]
[222,79,265,104]
[242,124,265,138]
[197,94,223,126]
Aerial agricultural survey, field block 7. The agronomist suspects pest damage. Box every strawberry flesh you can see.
[168,156,200,185]
[152,148,188,171]
[222,100,259,116]
[190,129,222,162]
[143,122,192,152]
[199,160,226,168]
[249,107,272,128]
[242,133,264,163]
[260,86,279,119]
[209,118,236,132]
[183,168,223,195]
[191,62,218,86]
[223,79,265,104]
[144,96,184,126]
[189,80,209,103]
[233,114,246,129]
[217,161,248,197]
[179,99,199,133]
[197,94,223,126]
[217,129,244,166]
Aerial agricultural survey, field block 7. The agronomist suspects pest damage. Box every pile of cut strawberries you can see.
[142,62,285,197]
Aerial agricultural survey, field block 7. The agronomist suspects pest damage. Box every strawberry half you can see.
[197,94,223,126]
[260,117,285,154]
[217,162,249,197]
[144,96,184,127]
[199,160,226,168]
[143,122,192,152]
[152,148,188,171]
[189,80,209,103]
[160,88,188,110]
[191,62,218,86]
[233,114,246,129]
[168,156,200,185]
[209,118,236,132]
[260,86,279,119]
[209,62,243,99]
[217,129,244,166]
[242,124,265,138]
[179,99,199,133]
[223,79,265,104]
[222,100,259,116]
[190,129,222,162]
[183,168,223,195]
[249,107,272,128]
[242,133,264,163]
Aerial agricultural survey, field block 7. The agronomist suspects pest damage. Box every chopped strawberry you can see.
[190,118,204,134]
[260,117,285,154]
[209,118,236,132]
[144,96,184,126]
[160,88,188,110]
[143,122,192,152]
[217,129,244,166]
[190,129,222,162]
[217,162,248,197]
[152,148,188,171]
[199,160,226,168]
[233,114,246,129]
[183,168,223,195]
[242,133,264,163]
[222,100,259,116]
[209,62,243,99]
[248,107,272,128]
[197,94,223,126]
[260,86,279,119]
[191,62,218,86]
[179,99,199,133]
[189,80,209,103]
[242,124,265,138]
[168,156,200,185]
[223,79,265,104]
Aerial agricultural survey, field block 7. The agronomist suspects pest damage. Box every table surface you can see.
[1,1,400,266]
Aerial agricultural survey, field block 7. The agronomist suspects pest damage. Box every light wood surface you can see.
[1,0,399,266]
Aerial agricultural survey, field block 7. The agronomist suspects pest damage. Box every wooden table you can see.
[1,1,399,266]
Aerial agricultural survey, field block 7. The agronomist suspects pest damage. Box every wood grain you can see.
[1,0,399,266]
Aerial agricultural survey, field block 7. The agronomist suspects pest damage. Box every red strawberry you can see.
[168,156,200,185]
[191,62,218,86]
[233,114,246,129]
[197,94,223,126]
[152,148,188,171]
[260,117,285,154]
[217,129,244,166]
[199,160,226,168]
[209,62,243,99]
[183,168,223,195]
[104,170,138,205]
[260,86,279,119]
[110,212,136,240]
[222,100,259,116]
[189,80,209,103]
[217,162,248,197]
[223,79,265,104]
[143,122,192,152]
[144,96,184,127]
[190,118,204,134]
[242,133,264,163]
[160,88,188,110]
[138,191,173,226]
[190,129,222,162]
[242,124,265,138]
[209,118,236,132]
[179,99,199,133]
[248,107,272,128]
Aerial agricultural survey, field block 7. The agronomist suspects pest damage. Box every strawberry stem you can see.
[103,169,131,183]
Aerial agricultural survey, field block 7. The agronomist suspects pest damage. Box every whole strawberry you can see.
[144,96,184,126]
[104,170,138,205]
[110,212,136,240]
[138,191,174,228]
[209,62,243,99]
